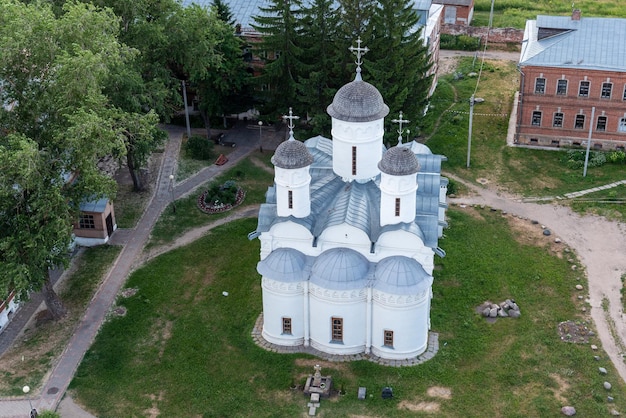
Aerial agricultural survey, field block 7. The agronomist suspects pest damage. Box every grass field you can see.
[473,0,626,28]
[69,213,626,417]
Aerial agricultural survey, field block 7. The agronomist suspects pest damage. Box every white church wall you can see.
[261,278,304,346]
[317,224,371,256]
[374,230,434,273]
[380,173,419,226]
[309,285,367,355]
[274,166,311,218]
[261,222,314,259]
[332,119,384,181]
[371,289,431,359]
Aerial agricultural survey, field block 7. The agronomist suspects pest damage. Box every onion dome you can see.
[378,146,420,176]
[257,248,308,282]
[374,256,432,294]
[310,248,369,290]
[327,80,389,122]
[271,139,314,169]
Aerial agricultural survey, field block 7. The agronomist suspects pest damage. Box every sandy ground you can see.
[449,175,626,383]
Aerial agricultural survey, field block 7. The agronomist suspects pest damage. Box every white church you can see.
[249,43,448,361]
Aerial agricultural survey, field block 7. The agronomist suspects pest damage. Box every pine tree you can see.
[336,0,376,85]
[365,0,433,145]
[211,0,235,25]
[251,0,306,117]
[297,0,342,135]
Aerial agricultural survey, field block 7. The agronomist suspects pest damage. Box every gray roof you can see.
[257,248,310,282]
[373,256,432,294]
[378,146,420,176]
[79,197,108,213]
[520,16,626,72]
[432,0,473,6]
[327,80,390,123]
[271,139,314,169]
[255,135,446,249]
[310,248,371,290]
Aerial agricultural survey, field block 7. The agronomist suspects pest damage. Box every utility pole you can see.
[467,95,475,168]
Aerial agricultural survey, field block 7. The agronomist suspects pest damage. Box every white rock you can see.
[575,284,583,290]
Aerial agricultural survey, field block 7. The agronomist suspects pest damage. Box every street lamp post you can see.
[258,121,263,153]
[168,174,176,214]
[22,386,37,418]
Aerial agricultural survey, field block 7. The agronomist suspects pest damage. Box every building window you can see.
[79,214,95,229]
[623,85,626,101]
[601,82,612,99]
[534,77,545,94]
[288,190,293,209]
[596,116,607,131]
[553,112,563,127]
[579,81,590,97]
[331,317,343,343]
[619,118,626,133]
[531,111,542,126]
[394,198,400,216]
[383,330,394,347]
[556,79,568,95]
[282,317,292,335]
[351,146,357,176]
[575,114,585,129]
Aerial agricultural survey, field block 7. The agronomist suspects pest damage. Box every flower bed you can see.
[197,186,245,214]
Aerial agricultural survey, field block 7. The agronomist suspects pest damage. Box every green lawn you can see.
[473,0,626,28]
[70,213,625,417]
[425,58,626,220]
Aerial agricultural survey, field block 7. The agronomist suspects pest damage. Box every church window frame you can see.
[351,146,357,175]
[383,330,394,347]
[394,198,401,216]
[79,214,95,229]
[288,190,293,209]
[331,317,343,343]
[282,317,292,335]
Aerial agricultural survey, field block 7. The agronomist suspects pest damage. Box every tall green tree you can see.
[366,0,433,145]
[211,0,234,25]
[0,0,127,319]
[336,0,376,84]
[297,0,342,135]
[252,0,307,117]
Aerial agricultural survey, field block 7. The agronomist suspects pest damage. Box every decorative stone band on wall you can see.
[261,278,303,295]
[309,285,367,302]
[372,289,430,307]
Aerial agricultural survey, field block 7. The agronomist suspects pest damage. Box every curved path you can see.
[448,174,626,383]
[0,123,260,417]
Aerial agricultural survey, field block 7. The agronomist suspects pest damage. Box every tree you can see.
[297,0,342,135]
[365,0,433,145]
[212,0,234,25]
[336,0,376,84]
[166,4,249,140]
[252,0,307,117]
[0,1,127,319]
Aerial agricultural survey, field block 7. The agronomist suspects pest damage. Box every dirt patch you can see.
[427,386,452,399]
[398,400,441,413]
[549,373,571,405]
[143,391,165,418]
[294,358,349,372]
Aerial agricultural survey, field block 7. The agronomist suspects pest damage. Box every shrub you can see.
[186,135,214,160]
[440,34,481,51]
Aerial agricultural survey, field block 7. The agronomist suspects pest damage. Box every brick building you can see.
[433,0,474,25]
[515,11,626,150]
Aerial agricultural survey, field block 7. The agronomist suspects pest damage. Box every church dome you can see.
[257,248,309,282]
[373,256,431,294]
[310,248,369,290]
[378,146,420,176]
[327,80,389,122]
[271,139,314,169]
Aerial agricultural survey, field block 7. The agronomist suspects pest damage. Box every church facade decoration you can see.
[250,41,449,361]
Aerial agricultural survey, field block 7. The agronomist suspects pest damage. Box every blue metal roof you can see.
[520,16,626,72]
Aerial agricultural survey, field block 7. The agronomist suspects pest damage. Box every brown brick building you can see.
[516,11,626,150]
[433,0,474,25]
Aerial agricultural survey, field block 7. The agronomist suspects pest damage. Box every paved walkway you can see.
[0,121,267,417]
